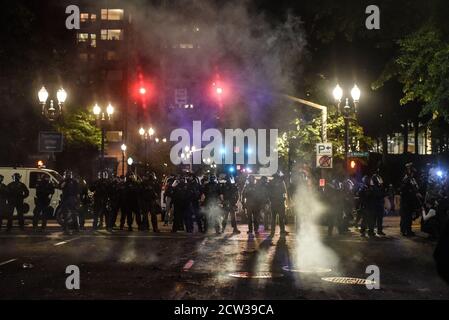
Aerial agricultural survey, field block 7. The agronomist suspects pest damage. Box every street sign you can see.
[316,143,332,168]
[319,179,326,187]
[38,132,63,153]
[316,155,333,168]
[316,143,332,156]
[348,151,369,158]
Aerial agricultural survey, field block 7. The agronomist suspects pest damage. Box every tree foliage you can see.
[374,25,449,120]
[277,106,373,166]
[56,111,101,148]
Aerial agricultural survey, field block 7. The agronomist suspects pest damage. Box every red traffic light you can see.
[350,160,356,169]
[215,86,223,95]
[139,87,147,95]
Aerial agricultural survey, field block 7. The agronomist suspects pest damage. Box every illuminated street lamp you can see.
[120,143,127,176]
[139,126,156,169]
[38,86,67,121]
[92,103,115,170]
[333,84,361,171]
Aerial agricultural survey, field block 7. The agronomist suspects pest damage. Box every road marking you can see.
[182,259,195,271]
[54,237,81,246]
[0,259,17,266]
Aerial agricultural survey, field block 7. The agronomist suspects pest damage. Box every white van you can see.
[0,167,63,217]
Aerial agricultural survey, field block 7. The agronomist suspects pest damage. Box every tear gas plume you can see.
[292,184,340,271]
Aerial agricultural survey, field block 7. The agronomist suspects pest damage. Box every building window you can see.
[101,9,124,20]
[79,53,88,62]
[106,70,123,81]
[77,33,89,43]
[106,50,118,61]
[90,34,97,47]
[80,13,89,22]
[179,43,194,49]
[101,29,123,41]
[91,14,97,21]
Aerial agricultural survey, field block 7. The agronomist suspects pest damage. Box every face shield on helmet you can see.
[64,171,73,180]
[12,173,22,182]
[343,179,354,192]
[370,174,383,186]
[362,175,370,185]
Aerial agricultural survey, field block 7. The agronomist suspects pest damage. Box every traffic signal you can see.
[350,160,356,169]
[139,87,147,95]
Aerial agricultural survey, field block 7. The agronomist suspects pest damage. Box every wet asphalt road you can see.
[0,216,448,300]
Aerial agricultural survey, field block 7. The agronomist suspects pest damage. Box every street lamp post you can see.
[120,143,127,176]
[38,86,67,121]
[333,84,361,171]
[93,103,114,171]
[139,126,155,170]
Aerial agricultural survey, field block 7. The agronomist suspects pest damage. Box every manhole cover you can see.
[282,266,332,273]
[229,272,283,279]
[321,277,375,285]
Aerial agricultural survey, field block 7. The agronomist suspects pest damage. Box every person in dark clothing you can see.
[172,176,193,233]
[201,175,223,234]
[78,178,90,230]
[221,175,240,234]
[189,176,203,232]
[326,179,344,236]
[33,174,55,230]
[243,175,260,235]
[0,174,9,230]
[400,163,422,236]
[59,171,80,233]
[6,173,29,231]
[109,175,124,230]
[434,219,449,284]
[122,174,140,231]
[90,172,110,230]
[269,173,288,237]
[371,174,387,236]
[139,173,160,232]
[258,176,271,232]
[358,175,375,237]
[341,178,355,233]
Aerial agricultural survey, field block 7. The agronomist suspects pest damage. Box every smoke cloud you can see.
[127,0,307,128]
[292,184,340,271]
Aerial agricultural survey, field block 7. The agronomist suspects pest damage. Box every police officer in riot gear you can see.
[189,175,203,232]
[243,175,260,235]
[140,173,160,232]
[108,176,122,230]
[0,175,8,230]
[357,175,375,237]
[90,171,110,230]
[59,170,80,233]
[78,177,90,230]
[6,173,29,231]
[258,176,271,232]
[326,179,344,236]
[122,173,140,231]
[371,173,387,236]
[33,174,55,230]
[400,163,422,236]
[221,175,240,234]
[201,175,223,234]
[269,172,288,237]
[341,178,355,233]
[172,175,193,233]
